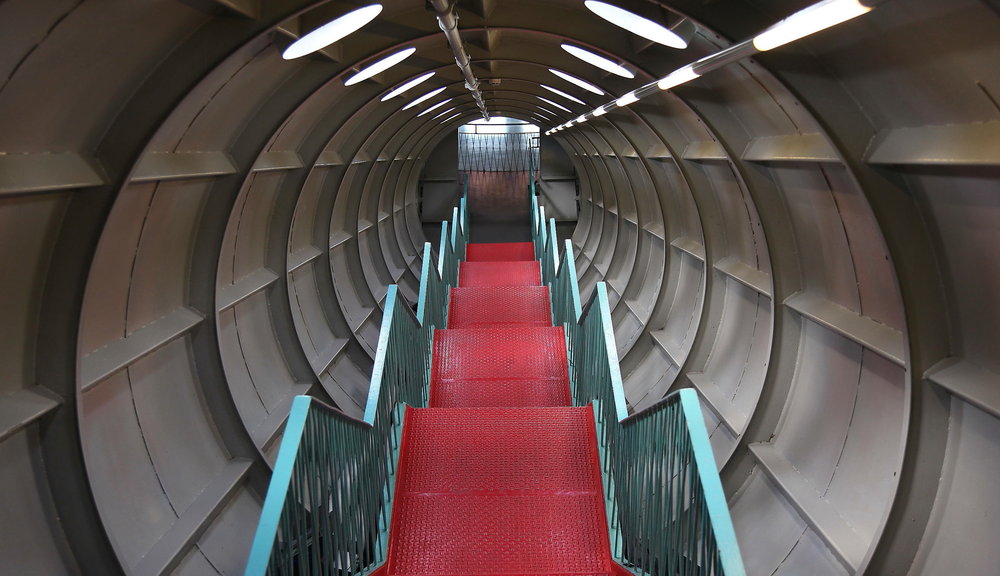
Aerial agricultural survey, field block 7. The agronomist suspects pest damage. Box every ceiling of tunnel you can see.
[0,0,998,575]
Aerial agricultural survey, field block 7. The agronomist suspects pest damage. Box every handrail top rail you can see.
[364,284,421,424]
[577,282,629,423]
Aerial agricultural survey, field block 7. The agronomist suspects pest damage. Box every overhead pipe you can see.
[429,0,490,121]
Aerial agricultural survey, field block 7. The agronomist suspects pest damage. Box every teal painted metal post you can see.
[244,396,313,576]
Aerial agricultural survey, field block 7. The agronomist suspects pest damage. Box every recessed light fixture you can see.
[417,98,454,116]
[540,84,587,105]
[584,1,689,49]
[549,69,605,95]
[537,96,573,114]
[753,0,872,51]
[440,112,463,124]
[432,106,458,119]
[561,44,634,78]
[345,47,415,86]
[283,5,383,60]
[403,86,447,110]
[382,71,435,101]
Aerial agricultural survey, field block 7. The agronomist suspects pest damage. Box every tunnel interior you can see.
[0,0,998,574]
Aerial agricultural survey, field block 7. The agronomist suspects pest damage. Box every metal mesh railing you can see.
[544,231,746,576]
[245,195,467,576]
[244,286,427,576]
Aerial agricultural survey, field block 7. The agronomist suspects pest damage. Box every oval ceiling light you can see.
[382,71,435,101]
[432,106,458,119]
[417,98,454,117]
[402,86,447,110]
[584,1,689,49]
[549,69,605,95]
[345,47,415,86]
[540,84,587,105]
[283,4,383,60]
[537,96,573,114]
[561,44,634,78]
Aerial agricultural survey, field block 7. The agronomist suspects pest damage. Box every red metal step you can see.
[448,286,552,328]
[466,241,536,262]
[431,377,571,408]
[432,326,569,382]
[459,260,541,287]
[385,406,617,576]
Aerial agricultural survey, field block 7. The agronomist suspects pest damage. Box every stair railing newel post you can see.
[245,193,466,576]
[548,237,747,575]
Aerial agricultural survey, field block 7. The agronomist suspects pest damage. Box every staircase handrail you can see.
[245,285,428,576]
[540,217,560,287]
[417,242,448,334]
[551,239,746,576]
[530,193,542,259]
[247,192,465,575]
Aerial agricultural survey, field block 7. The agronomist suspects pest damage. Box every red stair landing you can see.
[466,241,536,262]
[385,407,619,576]
[448,286,552,328]
[459,260,541,287]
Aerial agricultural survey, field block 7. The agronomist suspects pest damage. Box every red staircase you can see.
[379,241,629,576]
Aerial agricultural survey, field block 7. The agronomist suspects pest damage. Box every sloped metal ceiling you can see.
[0,0,997,574]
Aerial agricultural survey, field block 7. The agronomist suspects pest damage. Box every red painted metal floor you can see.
[380,242,627,576]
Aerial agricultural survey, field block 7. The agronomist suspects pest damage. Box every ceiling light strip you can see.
[548,0,877,135]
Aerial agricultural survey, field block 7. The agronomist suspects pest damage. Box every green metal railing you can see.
[246,194,467,576]
[549,238,746,576]
[417,242,448,335]
[244,286,427,576]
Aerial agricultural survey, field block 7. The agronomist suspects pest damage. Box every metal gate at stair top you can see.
[459,118,539,172]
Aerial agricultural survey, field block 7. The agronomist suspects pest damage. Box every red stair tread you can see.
[448,286,552,328]
[459,260,541,287]
[397,407,598,493]
[387,406,615,576]
[388,493,612,576]
[433,327,569,381]
[466,242,536,262]
[431,377,571,408]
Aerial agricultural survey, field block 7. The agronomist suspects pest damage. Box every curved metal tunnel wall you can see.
[0,0,997,574]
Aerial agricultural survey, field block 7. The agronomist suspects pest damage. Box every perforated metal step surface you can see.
[431,377,571,408]
[387,406,616,576]
[433,326,569,382]
[448,286,552,328]
[466,241,536,262]
[459,260,541,287]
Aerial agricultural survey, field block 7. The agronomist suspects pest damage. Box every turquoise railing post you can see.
[546,233,747,575]
[451,206,466,262]
[530,194,541,259]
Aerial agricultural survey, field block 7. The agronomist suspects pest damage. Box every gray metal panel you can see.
[0,429,77,574]
[910,401,1000,576]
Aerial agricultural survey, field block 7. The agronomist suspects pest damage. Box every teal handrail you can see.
[540,217,559,287]
[244,286,428,576]
[417,241,448,333]
[530,194,542,259]
[550,238,583,332]
[246,195,465,575]
[551,239,746,576]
